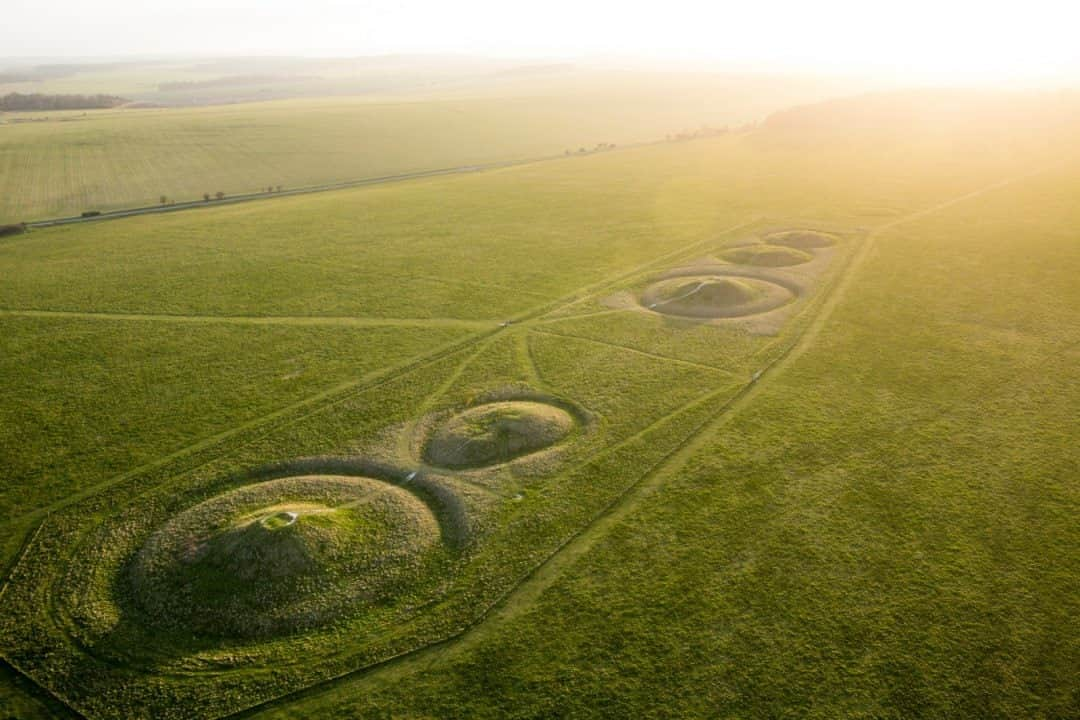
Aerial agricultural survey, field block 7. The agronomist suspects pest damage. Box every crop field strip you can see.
[213,163,1057,719]
[530,327,735,374]
[1,138,1060,719]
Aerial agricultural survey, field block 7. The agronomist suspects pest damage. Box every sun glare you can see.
[4,0,1080,85]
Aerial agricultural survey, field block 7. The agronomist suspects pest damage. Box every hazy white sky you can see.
[5,0,1080,84]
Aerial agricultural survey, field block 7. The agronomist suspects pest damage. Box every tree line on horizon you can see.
[0,92,128,112]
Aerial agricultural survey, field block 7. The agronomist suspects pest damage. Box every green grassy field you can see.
[0,71,850,223]
[1,91,1077,718]
[262,161,1080,720]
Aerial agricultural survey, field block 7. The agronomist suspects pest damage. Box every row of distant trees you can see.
[0,93,128,111]
[565,142,617,155]
[561,124,758,157]
[665,123,757,142]
[154,186,285,205]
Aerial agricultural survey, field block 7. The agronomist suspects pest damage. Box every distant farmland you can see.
[0,71,847,223]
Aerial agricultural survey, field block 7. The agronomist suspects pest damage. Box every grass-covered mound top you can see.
[764,229,836,249]
[641,274,794,318]
[127,475,440,639]
[721,244,813,267]
[424,401,576,469]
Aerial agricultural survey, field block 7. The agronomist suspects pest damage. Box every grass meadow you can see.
[272,162,1080,720]
[0,71,847,223]
[1,92,1077,718]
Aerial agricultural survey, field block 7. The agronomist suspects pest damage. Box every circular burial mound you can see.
[721,244,813,267]
[128,475,440,639]
[641,275,794,319]
[764,229,836,249]
[424,400,576,469]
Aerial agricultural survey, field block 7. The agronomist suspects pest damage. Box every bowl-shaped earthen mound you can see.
[764,230,836,249]
[721,244,813,267]
[641,275,794,318]
[424,401,576,469]
[128,475,440,639]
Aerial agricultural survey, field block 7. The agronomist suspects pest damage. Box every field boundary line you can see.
[0,308,491,329]
[534,307,629,325]
[518,218,761,326]
[531,327,739,376]
[775,164,1060,374]
[23,160,536,227]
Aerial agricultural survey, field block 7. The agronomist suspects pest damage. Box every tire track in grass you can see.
[517,331,546,388]
[535,306,630,324]
[393,334,502,465]
[532,327,738,375]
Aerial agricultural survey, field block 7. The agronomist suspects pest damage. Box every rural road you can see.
[23,145,644,229]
